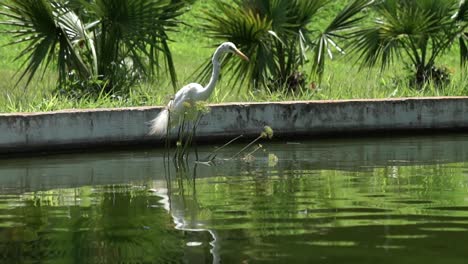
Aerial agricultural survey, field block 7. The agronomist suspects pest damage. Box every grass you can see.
[0,0,467,113]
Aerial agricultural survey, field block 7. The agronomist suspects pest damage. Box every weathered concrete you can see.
[0,97,468,154]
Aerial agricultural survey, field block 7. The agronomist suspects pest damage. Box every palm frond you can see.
[454,0,468,21]
[198,0,273,90]
[77,0,186,91]
[351,0,458,72]
[461,32,468,66]
[1,0,187,93]
[311,0,372,77]
[454,0,468,66]
[0,0,91,87]
[351,27,401,70]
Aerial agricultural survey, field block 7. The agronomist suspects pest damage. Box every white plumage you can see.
[149,83,201,135]
[149,42,249,136]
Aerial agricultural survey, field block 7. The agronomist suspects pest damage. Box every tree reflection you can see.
[0,185,187,263]
[157,160,220,264]
[2,135,468,263]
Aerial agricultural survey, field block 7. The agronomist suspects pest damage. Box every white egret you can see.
[149,42,249,136]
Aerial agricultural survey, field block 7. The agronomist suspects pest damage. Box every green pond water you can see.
[1,134,468,263]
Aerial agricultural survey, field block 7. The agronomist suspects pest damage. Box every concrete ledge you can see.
[1,97,468,154]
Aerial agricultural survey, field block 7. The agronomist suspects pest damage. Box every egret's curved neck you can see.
[199,49,223,100]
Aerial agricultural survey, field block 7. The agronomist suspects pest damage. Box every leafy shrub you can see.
[197,0,371,92]
[350,0,468,88]
[0,0,188,95]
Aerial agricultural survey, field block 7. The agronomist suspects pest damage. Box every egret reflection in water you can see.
[150,161,221,264]
[1,135,468,263]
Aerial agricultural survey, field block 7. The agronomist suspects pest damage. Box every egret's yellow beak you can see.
[234,49,249,62]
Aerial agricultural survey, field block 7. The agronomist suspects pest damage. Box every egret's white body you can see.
[149,42,248,136]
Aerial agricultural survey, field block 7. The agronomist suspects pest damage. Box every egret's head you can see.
[219,42,249,61]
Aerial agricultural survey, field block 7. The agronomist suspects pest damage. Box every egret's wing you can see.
[171,83,202,113]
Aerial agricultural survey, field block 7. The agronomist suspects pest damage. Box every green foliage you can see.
[0,0,188,95]
[350,0,468,87]
[454,0,468,66]
[1,0,468,113]
[197,0,371,92]
[0,0,89,87]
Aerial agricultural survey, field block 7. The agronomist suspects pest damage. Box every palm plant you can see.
[197,0,372,92]
[0,0,187,95]
[454,0,468,67]
[350,0,468,87]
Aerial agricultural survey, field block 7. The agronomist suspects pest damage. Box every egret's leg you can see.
[183,120,195,160]
[181,121,191,159]
[192,113,204,161]
[192,122,199,161]
[175,114,187,160]
[164,110,172,161]
[181,113,195,160]
[192,163,198,182]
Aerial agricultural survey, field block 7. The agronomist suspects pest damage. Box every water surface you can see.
[1,134,468,263]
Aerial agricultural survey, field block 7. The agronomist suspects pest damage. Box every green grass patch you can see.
[0,0,467,113]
